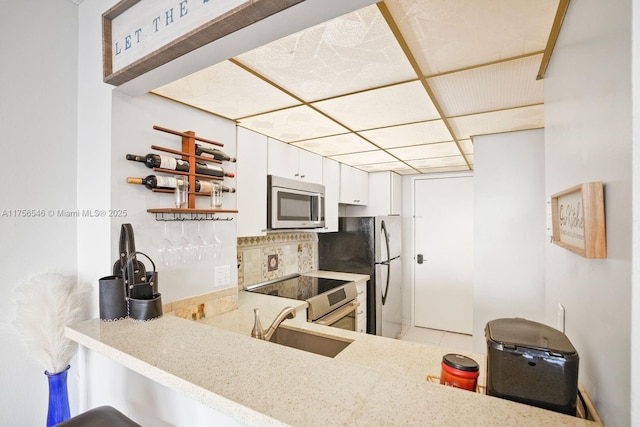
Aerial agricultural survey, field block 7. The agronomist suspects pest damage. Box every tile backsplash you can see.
[237,232,318,288]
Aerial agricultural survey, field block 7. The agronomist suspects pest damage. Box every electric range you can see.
[245,274,358,322]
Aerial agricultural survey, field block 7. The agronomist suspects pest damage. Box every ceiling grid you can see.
[152,0,562,175]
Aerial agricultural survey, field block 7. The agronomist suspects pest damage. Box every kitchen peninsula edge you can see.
[65,271,599,426]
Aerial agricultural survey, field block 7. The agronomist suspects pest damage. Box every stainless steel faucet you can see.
[251,306,296,341]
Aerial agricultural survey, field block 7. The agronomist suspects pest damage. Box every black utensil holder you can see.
[128,293,163,321]
[98,275,128,321]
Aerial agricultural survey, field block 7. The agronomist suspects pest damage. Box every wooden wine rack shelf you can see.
[143,125,238,217]
[150,167,224,181]
[148,208,236,222]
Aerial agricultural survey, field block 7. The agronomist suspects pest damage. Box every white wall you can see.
[472,129,546,352]
[0,1,80,425]
[110,91,238,303]
[632,2,640,425]
[544,1,633,425]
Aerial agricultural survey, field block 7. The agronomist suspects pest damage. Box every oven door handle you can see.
[315,301,360,326]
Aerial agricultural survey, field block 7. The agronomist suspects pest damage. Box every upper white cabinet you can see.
[237,127,267,237]
[346,172,402,216]
[375,170,402,215]
[339,164,369,205]
[346,171,402,216]
[268,139,323,184]
[321,158,340,232]
[390,172,402,215]
[297,149,324,183]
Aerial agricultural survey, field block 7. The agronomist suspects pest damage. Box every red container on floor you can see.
[439,353,479,391]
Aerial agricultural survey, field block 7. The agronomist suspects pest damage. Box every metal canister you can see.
[439,353,479,391]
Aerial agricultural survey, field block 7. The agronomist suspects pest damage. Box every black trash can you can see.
[485,318,579,416]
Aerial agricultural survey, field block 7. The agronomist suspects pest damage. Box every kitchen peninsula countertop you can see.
[66,271,599,426]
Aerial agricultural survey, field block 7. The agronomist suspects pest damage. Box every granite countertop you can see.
[66,271,599,426]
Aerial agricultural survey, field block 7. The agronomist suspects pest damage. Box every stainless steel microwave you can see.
[267,175,325,230]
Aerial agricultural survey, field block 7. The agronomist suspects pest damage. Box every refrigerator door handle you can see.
[380,220,392,306]
[381,263,390,305]
[381,220,391,262]
[377,256,400,266]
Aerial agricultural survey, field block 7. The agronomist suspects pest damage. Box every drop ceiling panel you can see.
[313,81,440,131]
[358,161,414,173]
[458,139,473,155]
[408,155,468,169]
[237,105,348,142]
[330,150,398,166]
[449,104,545,140]
[292,133,378,156]
[428,54,544,117]
[393,168,419,175]
[389,141,461,160]
[359,120,452,148]
[149,0,560,175]
[416,165,470,174]
[151,61,301,119]
[235,5,417,101]
[385,0,559,75]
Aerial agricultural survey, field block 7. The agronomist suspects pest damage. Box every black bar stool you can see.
[56,406,141,427]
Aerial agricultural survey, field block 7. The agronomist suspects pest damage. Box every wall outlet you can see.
[557,303,565,333]
[215,265,231,288]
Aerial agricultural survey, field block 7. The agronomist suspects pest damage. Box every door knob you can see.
[417,254,424,264]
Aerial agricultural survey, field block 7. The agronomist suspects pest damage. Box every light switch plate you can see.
[215,265,231,287]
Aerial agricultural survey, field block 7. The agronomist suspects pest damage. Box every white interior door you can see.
[414,177,474,334]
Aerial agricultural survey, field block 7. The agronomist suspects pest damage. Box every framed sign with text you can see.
[551,182,606,259]
[103,0,304,86]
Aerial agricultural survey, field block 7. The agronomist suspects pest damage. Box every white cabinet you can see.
[267,138,298,179]
[237,127,267,237]
[389,172,402,215]
[297,149,323,183]
[322,158,340,233]
[339,164,368,205]
[268,139,323,184]
[346,171,402,216]
[355,279,367,334]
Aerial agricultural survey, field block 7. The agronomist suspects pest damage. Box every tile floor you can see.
[399,326,473,352]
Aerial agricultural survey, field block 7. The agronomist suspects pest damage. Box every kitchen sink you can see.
[268,327,352,358]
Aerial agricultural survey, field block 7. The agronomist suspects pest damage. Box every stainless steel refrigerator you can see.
[318,216,402,338]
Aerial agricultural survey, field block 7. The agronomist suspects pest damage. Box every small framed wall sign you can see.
[551,182,606,259]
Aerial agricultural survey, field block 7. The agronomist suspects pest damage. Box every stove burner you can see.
[246,275,351,301]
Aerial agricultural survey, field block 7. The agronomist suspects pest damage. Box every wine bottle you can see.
[195,162,235,178]
[127,175,187,190]
[127,176,236,193]
[126,153,234,178]
[195,144,236,162]
[197,181,236,194]
[126,153,189,172]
